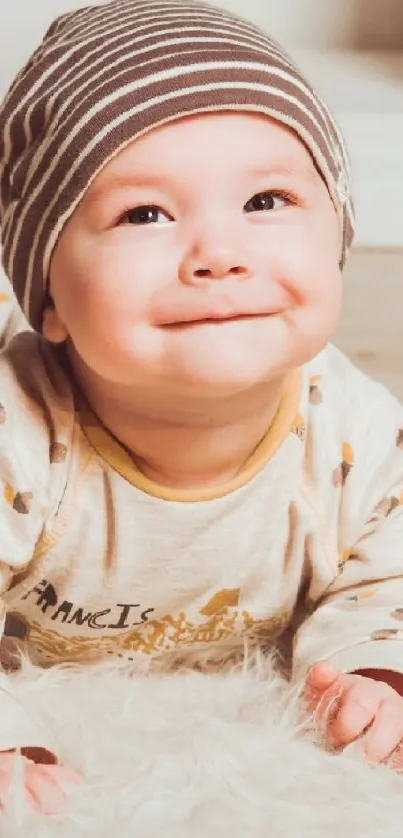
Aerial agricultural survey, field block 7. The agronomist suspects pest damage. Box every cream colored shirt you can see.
[1,329,403,756]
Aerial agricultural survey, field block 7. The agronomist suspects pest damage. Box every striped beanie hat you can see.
[0,0,354,331]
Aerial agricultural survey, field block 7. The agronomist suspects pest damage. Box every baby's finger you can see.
[25,766,73,815]
[360,699,403,764]
[0,763,42,813]
[41,765,81,786]
[388,740,403,770]
[0,784,41,814]
[326,684,380,748]
[305,661,343,711]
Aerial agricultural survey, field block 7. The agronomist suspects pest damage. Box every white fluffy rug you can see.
[2,656,403,836]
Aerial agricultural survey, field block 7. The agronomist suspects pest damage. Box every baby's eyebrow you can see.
[84,173,173,208]
[248,164,316,183]
[84,162,316,210]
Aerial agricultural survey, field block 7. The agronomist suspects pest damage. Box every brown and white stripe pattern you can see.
[0,0,354,330]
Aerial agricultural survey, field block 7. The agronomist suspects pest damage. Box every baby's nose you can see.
[180,234,254,285]
[193,262,251,281]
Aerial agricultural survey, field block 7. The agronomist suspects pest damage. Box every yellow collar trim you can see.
[78,369,302,503]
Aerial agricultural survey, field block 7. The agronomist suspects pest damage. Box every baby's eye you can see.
[119,205,171,225]
[244,191,292,213]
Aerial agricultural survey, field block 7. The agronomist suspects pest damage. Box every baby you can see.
[1,0,403,813]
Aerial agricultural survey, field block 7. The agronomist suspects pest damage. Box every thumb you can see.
[305,660,343,707]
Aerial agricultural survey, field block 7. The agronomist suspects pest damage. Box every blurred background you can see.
[0,0,402,395]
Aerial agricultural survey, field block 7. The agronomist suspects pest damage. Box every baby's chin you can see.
[164,351,288,399]
[160,318,293,390]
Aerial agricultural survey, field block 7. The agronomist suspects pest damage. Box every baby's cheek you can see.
[306,262,342,322]
[288,278,341,361]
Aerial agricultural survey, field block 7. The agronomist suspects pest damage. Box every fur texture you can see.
[1,656,403,836]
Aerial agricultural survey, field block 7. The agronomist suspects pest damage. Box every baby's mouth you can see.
[161,313,276,329]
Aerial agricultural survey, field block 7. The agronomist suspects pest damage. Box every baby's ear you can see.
[42,301,69,343]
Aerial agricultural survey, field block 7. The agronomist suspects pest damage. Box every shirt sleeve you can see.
[292,347,403,682]
[0,271,27,350]
[0,333,73,759]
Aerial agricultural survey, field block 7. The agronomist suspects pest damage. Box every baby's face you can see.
[47,112,342,400]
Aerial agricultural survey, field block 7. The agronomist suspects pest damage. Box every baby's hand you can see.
[0,750,80,814]
[305,660,403,767]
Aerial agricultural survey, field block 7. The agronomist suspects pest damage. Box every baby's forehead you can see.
[86,112,318,194]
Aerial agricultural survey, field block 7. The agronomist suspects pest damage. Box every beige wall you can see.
[219,0,403,50]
